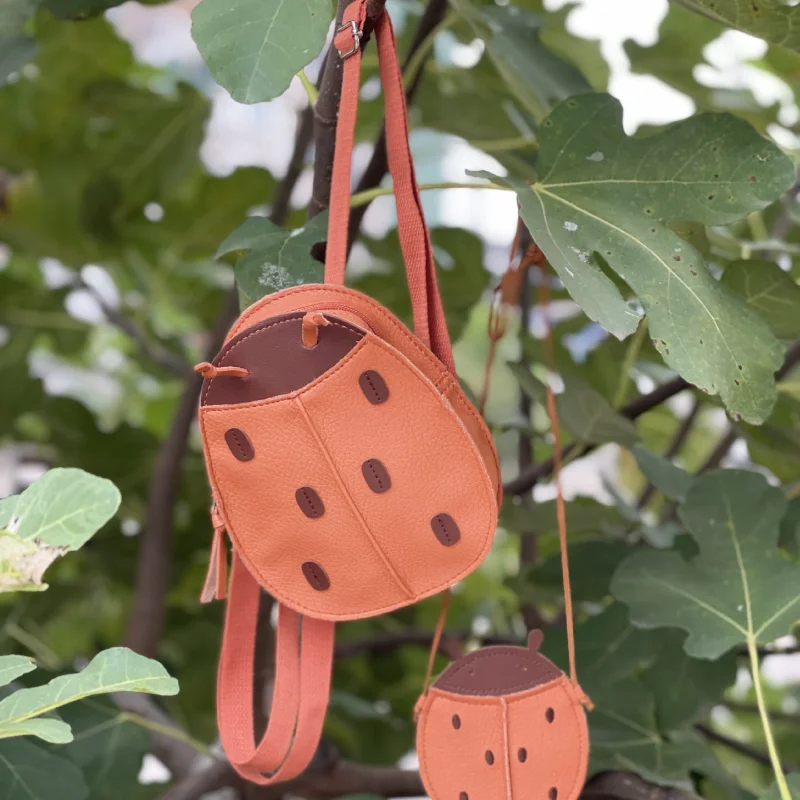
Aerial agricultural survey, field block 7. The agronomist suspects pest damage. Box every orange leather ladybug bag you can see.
[195,0,500,786]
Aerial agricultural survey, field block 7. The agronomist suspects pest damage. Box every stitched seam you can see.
[231,432,248,460]
[203,338,369,413]
[204,314,363,405]
[294,395,414,600]
[230,286,500,501]
[367,461,384,491]
[203,335,497,617]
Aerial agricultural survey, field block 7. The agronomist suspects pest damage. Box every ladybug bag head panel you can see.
[416,631,589,800]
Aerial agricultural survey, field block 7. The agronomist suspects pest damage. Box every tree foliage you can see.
[1,0,800,799]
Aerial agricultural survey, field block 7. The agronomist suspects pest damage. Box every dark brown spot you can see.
[452,714,461,730]
[673,254,681,261]
[359,370,389,404]
[485,750,494,766]
[301,561,330,591]
[546,707,555,723]
[225,428,254,462]
[518,747,528,763]
[738,364,743,371]
[749,175,757,182]
[296,487,324,519]
[549,789,558,800]
[459,793,469,800]
[735,379,740,386]
[431,513,461,547]
[707,194,715,200]
[362,459,391,494]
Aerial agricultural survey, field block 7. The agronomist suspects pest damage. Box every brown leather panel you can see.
[224,428,254,461]
[485,750,495,766]
[302,561,330,591]
[362,459,391,494]
[202,312,365,406]
[433,638,562,697]
[296,487,325,519]
[546,707,555,723]
[519,748,528,764]
[358,370,389,404]
[431,513,460,547]
[452,714,461,730]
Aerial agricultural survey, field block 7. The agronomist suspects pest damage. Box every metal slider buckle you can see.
[335,19,363,59]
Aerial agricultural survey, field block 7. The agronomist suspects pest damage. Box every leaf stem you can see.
[349,181,511,208]
[612,318,648,409]
[747,635,791,800]
[296,70,318,107]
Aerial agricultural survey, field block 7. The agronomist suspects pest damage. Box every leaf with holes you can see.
[191,0,331,104]
[612,470,800,659]
[721,260,800,339]
[0,468,120,592]
[673,0,800,53]
[218,214,327,308]
[474,93,793,423]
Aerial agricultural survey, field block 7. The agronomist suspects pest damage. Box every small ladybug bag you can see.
[196,0,500,785]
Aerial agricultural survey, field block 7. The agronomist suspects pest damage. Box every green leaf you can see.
[589,678,723,787]
[721,260,800,340]
[0,738,87,800]
[641,631,737,731]
[632,446,693,500]
[0,657,36,689]
[482,93,792,423]
[0,648,178,738]
[510,363,639,446]
[673,0,800,53]
[59,697,152,799]
[612,470,800,659]
[0,717,73,744]
[779,497,800,555]
[0,468,121,592]
[501,496,628,536]
[454,0,592,122]
[191,0,331,104]
[220,214,327,308]
[761,775,800,799]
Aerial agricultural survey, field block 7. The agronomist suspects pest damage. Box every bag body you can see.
[200,285,501,620]
[196,0,501,785]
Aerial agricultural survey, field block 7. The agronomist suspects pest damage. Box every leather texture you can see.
[200,305,499,620]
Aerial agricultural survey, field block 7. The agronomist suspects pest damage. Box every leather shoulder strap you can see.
[325,1,455,373]
[217,554,335,784]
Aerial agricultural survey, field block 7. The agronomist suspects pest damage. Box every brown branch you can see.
[308,0,388,220]
[83,283,189,378]
[346,0,449,249]
[695,722,775,769]
[637,398,701,509]
[504,376,691,496]
[125,101,318,659]
[581,772,695,800]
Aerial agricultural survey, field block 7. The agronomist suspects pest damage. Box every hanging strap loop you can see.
[217,553,336,784]
[325,0,455,373]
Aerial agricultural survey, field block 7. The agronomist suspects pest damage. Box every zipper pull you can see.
[200,504,228,603]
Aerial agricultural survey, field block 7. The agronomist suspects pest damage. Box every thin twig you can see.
[695,722,778,770]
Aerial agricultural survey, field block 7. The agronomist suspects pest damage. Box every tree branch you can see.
[695,722,776,769]
[504,376,691,496]
[637,398,701,509]
[308,0,388,220]
[581,772,695,800]
[124,101,318,659]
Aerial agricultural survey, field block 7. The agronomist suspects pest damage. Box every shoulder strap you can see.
[217,553,335,784]
[325,1,455,373]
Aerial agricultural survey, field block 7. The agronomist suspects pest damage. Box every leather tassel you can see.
[201,509,228,603]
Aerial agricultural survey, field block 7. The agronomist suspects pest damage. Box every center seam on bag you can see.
[293,396,414,600]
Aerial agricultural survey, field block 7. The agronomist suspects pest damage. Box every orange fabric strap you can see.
[325,0,455,373]
[217,553,335,784]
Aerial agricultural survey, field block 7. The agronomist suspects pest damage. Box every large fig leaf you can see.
[612,470,800,659]
[477,93,793,423]
[191,0,331,104]
[0,738,87,800]
[673,0,800,53]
